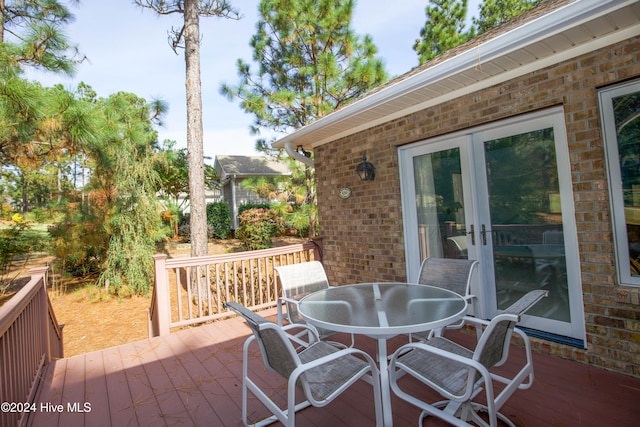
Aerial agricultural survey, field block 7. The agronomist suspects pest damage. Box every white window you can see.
[600,80,640,287]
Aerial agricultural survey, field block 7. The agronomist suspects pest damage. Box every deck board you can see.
[103,344,139,427]
[83,351,112,427]
[26,308,640,427]
[57,353,85,426]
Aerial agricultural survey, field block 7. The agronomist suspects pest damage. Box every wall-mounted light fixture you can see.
[296,145,311,158]
[356,155,375,181]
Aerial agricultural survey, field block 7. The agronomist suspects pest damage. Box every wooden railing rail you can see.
[148,241,321,337]
[0,267,63,427]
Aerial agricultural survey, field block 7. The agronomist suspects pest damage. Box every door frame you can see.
[399,107,586,342]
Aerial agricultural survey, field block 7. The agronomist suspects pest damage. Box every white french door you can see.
[400,108,585,342]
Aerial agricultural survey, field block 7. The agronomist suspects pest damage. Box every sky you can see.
[25,0,481,164]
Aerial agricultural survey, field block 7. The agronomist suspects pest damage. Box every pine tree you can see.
[223,0,386,136]
[95,92,164,295]
[473,0,541,35]
[414,0,472,65]
[135,0,240,258]
[221,0,387,236]
[0,0,81,74]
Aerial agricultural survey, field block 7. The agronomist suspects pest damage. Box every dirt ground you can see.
[3,237,305,358]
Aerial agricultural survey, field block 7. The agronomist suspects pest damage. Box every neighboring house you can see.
[174,188,223,215]
[214,155,291,229]
[273,0,640,377]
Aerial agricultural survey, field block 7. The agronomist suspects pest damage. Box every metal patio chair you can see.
[389,290,548,427]
[413,257,480,339]
[224,302,382,427]
[275,261,354,347]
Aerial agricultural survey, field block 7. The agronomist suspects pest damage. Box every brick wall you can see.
[315,36,640,376]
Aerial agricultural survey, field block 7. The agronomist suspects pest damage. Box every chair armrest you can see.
[389,340,490,402]
[282,322,318,336]
[277,296,302,325]
[288,343,381,406]
[300,344,378,372]
[459,315,491,328]
[282,322,320,347]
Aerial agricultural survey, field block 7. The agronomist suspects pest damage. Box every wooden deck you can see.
[27,309,640,427]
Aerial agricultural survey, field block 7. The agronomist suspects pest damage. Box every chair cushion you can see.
[299,341,368,401]
[396,337,473,397]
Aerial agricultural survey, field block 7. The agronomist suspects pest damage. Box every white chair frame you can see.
[275,261,354,347]
[389,290,547,427]
[225,302,382,427]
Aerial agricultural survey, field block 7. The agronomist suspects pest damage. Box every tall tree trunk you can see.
[20,170,28,213]
[184,0,208,258]
[0,0,5,42]
[57,163,63,203]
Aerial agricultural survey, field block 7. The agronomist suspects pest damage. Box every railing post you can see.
[30,266,51,362]
[309,236,323,261]
[152,254,171,337]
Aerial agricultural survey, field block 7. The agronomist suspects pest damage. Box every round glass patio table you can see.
[298,282,467,427]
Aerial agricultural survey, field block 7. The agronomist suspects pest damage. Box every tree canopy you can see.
[414,0,541,65]
[221,0,388,141]
[0,0,83,74]
[221,0,388,236]
[474,0,542,35]
[414,0,472,64]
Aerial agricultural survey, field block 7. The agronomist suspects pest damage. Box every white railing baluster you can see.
[149,242,322,336]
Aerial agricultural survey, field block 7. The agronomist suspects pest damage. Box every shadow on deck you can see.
[27,308,640,426]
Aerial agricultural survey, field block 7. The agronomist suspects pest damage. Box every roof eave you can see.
[272,0,636,150]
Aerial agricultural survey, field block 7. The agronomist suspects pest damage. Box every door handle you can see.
[481,224,490,245]
[467,224,475,245]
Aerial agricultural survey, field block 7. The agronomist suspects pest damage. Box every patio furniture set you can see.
[225,259,547,427]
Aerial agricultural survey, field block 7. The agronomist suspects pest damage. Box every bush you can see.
[0,220,30,267]
[238,203,271,216]
[177,223,215,240]
[48,214,104,275]
[236,208,284,250]
[206,202,231,239]
[1,203,14,219]
[25,207,49,223]
[160,202,181,238]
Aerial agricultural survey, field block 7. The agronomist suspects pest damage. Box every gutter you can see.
[284,140,314,167]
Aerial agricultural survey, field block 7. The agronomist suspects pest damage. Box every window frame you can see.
[599,79,640,287]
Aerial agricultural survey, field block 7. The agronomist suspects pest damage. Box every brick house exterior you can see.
[274,0,640,377]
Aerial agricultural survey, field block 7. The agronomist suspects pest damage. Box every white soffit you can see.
[272,0,640,150]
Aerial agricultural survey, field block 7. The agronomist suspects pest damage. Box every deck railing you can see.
[148,241,322,337]
[0,267,63,427]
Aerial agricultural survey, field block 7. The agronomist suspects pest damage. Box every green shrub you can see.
[206,202,231,239]
[176,223,215,240]
[160,202,182,238]
[287,211,309,237]
[270,202,316,238]
[0,221,30,268]
[25,207,49,223]
[236,208,284,250]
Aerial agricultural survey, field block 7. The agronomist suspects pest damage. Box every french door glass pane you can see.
[413,148,467,262]
[485,129,570,321]
[611,91,640,278]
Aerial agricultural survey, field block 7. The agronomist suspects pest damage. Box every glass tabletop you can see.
[298,282,467,336]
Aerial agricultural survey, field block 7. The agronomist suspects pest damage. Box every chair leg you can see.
[244,374,312,427]
[467,403,516,427]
